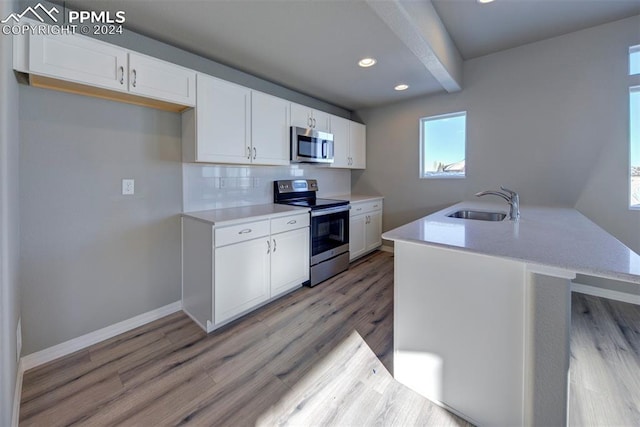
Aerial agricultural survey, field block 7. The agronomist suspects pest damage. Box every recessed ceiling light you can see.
[394,84,409,91]
[477,0,495,3]
[358,57,377,68]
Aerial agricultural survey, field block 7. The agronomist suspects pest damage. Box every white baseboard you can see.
[572,282,640,305]
[380,244,394,253]
[21,301,182,371]
[12,359,23,427]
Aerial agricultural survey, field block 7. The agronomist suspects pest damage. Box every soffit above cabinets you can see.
[54,0,640,110]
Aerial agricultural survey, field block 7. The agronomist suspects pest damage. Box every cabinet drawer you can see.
[271,213,310,235]
[215,220,269,247]
[350,200,383,217]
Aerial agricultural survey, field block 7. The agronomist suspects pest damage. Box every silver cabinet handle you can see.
[238,229,252,234]
[373,204,379,208]
[119,66,124,85]
[267,240,271,254]
[247,146,251,159]
[308,116,312,127]
[287,220,297,225]
[313,117,317,128]
[356,208,362,212]
[253,146,257,159]
[131,69,137,87]
[273,238,277,253]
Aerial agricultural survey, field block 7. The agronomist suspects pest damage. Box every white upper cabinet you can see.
[28,32,128,92]
[349,121,367,169]
[330,116,351,168]
[290,102,330,132]
[251,91,290,165]
[128,53,196,106]
[25,31,196,109]
[183,73,251,164]
[330,116,366,169]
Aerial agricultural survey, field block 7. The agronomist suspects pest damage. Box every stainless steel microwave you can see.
[290,126,334,164]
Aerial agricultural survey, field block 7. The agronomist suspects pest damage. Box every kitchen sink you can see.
[447,210,507,221]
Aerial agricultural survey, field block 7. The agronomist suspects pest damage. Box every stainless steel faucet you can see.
[475,186,520,220]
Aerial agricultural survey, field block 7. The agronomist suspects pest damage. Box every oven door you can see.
[310,205,349,265]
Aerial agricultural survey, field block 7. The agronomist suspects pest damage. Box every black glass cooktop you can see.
[279,198,349,210]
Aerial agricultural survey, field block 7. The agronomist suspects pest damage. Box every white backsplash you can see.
[183,163,351,212]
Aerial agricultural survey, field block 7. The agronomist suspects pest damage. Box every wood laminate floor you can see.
[569,292,640,426]
[19,252,469,426]
[19,252,640,426]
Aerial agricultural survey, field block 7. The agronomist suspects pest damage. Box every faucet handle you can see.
[500,186,518,198]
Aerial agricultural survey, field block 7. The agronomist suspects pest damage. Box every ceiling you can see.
[57,0,640,111]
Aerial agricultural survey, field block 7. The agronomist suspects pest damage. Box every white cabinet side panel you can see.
[394,242,526,426]
[182,218,213,330]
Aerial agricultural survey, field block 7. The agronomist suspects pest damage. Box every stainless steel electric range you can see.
[274,179,349,286]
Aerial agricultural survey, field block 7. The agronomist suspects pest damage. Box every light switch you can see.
[122,179,135,195]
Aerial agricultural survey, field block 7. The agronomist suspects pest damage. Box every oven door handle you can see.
[310,205,350,217]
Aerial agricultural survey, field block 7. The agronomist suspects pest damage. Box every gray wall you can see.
[0,0,22,423]
[20,88,183,354]
[353,15,640,255]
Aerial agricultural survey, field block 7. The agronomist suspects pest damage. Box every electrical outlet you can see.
[16,318,22,361]
[122,179,135,195]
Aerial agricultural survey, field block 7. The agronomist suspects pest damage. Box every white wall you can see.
[0,0,22,423]
[353,15,640,255]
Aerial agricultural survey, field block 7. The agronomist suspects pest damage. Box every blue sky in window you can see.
[423,114,466,171]
[630,47,640,75]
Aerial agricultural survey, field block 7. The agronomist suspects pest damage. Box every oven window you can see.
[311,211,349,255]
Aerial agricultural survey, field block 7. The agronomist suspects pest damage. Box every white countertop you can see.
[332,194,384,203]
[182,204,309,226]
[382,201,640,284]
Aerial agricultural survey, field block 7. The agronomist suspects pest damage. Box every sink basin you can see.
[447,210,506,221]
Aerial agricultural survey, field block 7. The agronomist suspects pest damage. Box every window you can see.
[631,87,639,208]
[420,111,466,179]
[630,45,640,209]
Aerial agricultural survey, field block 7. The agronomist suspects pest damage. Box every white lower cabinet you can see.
[182,212,309,332]
[214,236,271,325]
[349,199,383,261]
[270,227,310,297]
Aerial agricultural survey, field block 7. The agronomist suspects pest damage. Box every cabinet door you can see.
[29,32,128,92]
[330,115,350,168]
[271,228,309,297]
[311,109,331,132]
[365,211,382,252]
[349,214,366,261]
[195,74,251,164]
[214,237,270,325]
[349,122,367,169]
[128,53,196,106]
[290,102,312,128]
[251,91,290,165]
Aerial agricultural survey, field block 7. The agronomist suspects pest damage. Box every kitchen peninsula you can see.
[382,201,640,426]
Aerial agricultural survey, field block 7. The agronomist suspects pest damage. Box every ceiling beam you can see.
[366,0,462,92]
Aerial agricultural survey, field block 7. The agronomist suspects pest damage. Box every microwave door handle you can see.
[321,140,326,158]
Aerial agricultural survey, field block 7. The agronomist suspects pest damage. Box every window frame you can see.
[419,110,467,180]
[629,44,640,211]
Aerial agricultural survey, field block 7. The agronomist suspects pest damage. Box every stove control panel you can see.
[275,179,318,194]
